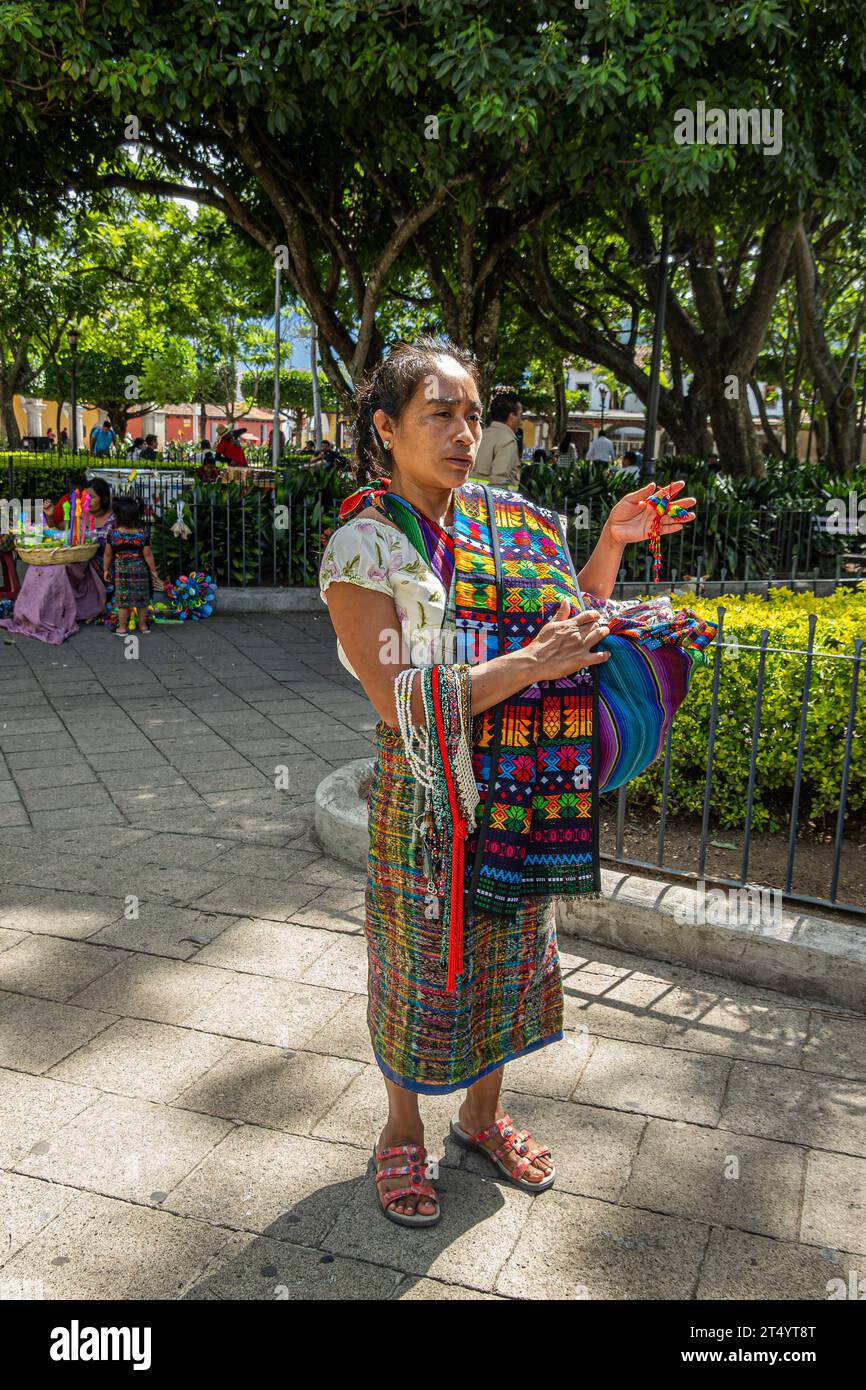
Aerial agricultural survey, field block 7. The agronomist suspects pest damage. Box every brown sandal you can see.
[450,1112,555,1192]
[372,1141,441,1228]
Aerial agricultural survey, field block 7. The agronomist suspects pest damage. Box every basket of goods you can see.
[16,539,98,566]
[15,489,98,565]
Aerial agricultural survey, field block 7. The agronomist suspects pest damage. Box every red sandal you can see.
[372,1141,441,1228]
[449,1112,556,1192]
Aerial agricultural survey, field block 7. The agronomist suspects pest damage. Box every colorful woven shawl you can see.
[338,479,601,920]
[581,591,717,791]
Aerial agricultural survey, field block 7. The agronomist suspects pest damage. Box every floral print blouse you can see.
[319,514,456,680]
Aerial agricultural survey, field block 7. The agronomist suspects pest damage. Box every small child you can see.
[102,496,161,635]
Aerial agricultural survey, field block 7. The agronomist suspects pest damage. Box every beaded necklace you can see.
[394,661,479,992]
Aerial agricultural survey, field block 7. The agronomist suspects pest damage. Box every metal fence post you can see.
[697,606,725,879]
[784,612,817,894]
[829,637,863,902]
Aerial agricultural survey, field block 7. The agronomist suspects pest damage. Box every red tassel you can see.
[338,482,389,520]
[431,666,467,993]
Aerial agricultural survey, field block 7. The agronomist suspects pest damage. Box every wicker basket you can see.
[15,542,98,567]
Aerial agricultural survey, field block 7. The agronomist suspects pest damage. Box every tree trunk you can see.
[553,366,567,444]
[792,221,863,474]
[674,381,713,458]
[0,386,21,447]
[703,376,763,476]
[750,378,785,459]
[106,406,129,440]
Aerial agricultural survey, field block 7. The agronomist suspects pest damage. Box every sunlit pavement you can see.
[0,615,863,1300]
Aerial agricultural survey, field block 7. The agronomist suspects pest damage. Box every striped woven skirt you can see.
[365,719,564,1094]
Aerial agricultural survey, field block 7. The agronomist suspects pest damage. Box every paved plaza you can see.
[0,614,863,1300]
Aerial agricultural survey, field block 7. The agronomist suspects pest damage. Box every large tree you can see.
[2,1,864,475]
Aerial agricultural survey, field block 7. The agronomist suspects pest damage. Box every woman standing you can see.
[84,477,116,620]
[85,477,116,557]
[319,337,696,1227]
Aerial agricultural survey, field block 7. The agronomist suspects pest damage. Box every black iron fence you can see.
[5,456,866,585]
[602,612,864,918]
[563,494,865,586]
[3,456,863,918]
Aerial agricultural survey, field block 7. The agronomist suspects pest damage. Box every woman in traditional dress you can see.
[83,478,117,620]
[319,336,697,1228]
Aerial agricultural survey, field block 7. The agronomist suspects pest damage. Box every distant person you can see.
[586,429,615,464]
[128,437,145,461]
[46,427,55,448]
[557,434,577,466]
[138,435,160,462]
[470,390,522,489]
[102,495,162,636]
[60,426,69,450]
[215,425,248,467]
[90,420,115,458]
[531,447,548,464]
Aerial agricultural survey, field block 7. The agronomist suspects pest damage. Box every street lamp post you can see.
[805,386,818,463]
[642,224,671,480]
[272,262,281,469]
[68,326,80,455]
[599,385,607,435]
[310,321,323,451]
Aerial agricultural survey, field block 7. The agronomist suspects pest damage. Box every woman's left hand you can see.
[604,480,697,547]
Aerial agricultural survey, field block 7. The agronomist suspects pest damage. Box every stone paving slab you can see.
[0,613,863,1300]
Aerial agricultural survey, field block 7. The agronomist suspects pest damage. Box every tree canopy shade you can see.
[1,1,865,472]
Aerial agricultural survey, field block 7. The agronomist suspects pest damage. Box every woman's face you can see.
[374,355,482,490]
[85,486,105,511]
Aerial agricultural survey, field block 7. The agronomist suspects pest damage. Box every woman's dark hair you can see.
[352,334,480,484]
[113,494,142,527]
[87,477,111,509]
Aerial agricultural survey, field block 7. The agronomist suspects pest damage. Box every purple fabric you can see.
[0,561,106,645]
[91,510,116,559]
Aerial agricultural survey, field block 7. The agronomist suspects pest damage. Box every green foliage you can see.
[622,586,866,830]
[149,463,352,587]
[244,368,339,415]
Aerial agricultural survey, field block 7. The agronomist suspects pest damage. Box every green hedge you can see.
[622,585,866,830]
[148,467,349,587]
[1,450,340,497]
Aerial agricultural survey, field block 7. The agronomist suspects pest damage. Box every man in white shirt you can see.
[470,391,523,489]
[586,429,615,464]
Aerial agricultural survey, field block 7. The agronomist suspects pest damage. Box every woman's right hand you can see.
[527,598,611,680]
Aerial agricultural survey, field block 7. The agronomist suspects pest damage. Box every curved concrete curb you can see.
[314,757,374,868]
[557,873,866,1012]
[315,761,865,1011]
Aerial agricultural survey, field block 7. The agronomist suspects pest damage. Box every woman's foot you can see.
[456,1099,553,1183]
[375,1125,438,1218]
